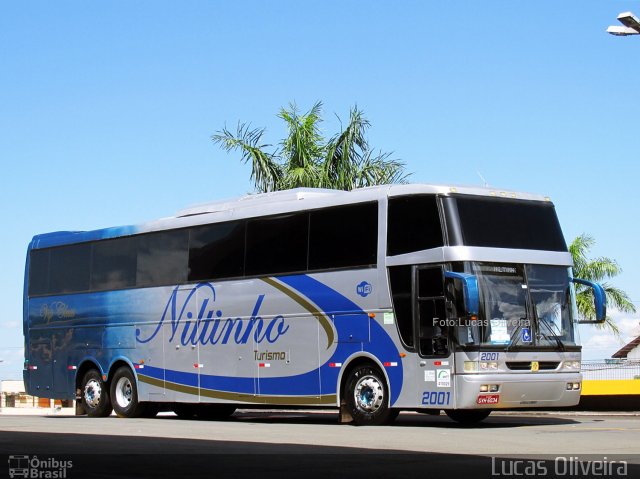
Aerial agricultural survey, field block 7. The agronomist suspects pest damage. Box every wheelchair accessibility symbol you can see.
[522,328,532,343]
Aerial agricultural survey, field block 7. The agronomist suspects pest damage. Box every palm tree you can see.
[570,234,636,336]
[212,101,409,193]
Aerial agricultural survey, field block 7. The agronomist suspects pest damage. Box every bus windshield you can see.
[457,262,577,350]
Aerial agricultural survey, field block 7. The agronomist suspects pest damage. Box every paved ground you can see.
[1,410,638,478]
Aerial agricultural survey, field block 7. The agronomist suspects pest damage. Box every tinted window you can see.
[418,267,444,298]
[138,230,188,286]
[451,197,567,251]
[189,221,246,281]
[309,203,377,270]
[29,249,50,296]
[388,265,414,349]
[246,213,308,276]
[387,195,443,256]
[49,243,91,294]
[91,237,137,291]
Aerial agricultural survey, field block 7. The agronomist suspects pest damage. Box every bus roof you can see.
[29,183,553,249]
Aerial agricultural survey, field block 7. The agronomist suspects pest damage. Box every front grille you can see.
[505,361,560,371]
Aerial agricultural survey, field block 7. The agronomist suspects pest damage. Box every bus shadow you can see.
[393,412,580,428]
[2,430,635,479]
[153,409,581,428]
[40,409,581,428]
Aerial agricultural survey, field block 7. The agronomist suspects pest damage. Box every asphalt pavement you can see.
[1,410,638,479]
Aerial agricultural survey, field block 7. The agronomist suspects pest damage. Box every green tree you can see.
[570,234,636,336]
[212,101,409,192]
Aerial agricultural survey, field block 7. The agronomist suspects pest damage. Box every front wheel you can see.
[345,365,393,426]
[81,369,112,417]
[110,366,151,418]
[445,409,491,424]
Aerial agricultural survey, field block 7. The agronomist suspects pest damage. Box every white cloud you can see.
[0,320,21,330]
[580,310,640,360]
[582,333,623,351]
[619,319,640,339]
[0,348,25,380]
[607,310,640,342]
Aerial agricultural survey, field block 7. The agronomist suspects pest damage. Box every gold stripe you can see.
[139,374,337,405]
[260,277,335,349]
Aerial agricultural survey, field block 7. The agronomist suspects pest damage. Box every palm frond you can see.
[212,123,281,193]
[323,106,409,190]
[212,101,410,193]
[570,233,636,338]
[279,101,325,172]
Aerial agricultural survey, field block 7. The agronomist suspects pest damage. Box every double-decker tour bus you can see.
[23,184,606,425]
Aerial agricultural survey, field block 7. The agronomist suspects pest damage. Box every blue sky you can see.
[1,1,639,379]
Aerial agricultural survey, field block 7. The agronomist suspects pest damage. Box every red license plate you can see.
[477,394,500,405]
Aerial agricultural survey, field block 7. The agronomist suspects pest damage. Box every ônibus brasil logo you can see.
[8,455,72,478]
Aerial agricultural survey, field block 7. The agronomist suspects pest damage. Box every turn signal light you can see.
[480,384,500,393]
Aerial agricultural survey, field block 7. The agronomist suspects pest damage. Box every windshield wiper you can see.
[536,314,565,352]
[505,317,527,352]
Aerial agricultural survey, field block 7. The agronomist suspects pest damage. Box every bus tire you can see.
[345,365,393,426]
[445,409,491,424]
[109,366,149,418]
[81,369,113,417]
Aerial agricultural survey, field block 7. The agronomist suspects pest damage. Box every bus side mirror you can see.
[572,278,607,323]
[444,271,479,316]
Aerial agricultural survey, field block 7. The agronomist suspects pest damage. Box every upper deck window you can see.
[189,221,245,281]
[49,243,91,294]
[139,230,189,286]
[387,195,444,256]
[91,237,137,291]
[245,213,308,276]
[444,196,567,251]
[28,201,379,297]
[309,202,378,269]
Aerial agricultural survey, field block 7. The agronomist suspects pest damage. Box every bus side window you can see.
[415,267,449,357]
[388,265,414,349]
[418,299,448,356]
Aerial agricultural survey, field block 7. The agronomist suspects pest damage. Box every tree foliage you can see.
[570,234,636,336]
[212,101,409,193]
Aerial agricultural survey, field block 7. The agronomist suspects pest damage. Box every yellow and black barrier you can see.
[577,379,640,411]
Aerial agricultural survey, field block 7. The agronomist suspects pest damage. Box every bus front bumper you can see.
[454,372,582,409]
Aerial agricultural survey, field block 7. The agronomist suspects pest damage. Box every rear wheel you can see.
[345,365,394,426]
[81,369,112,417]
[445,409,491,424]
[110,366,152,418]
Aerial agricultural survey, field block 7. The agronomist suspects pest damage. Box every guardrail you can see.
[581,359,640,381]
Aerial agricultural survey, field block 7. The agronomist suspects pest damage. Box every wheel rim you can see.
[115,377,133,408]
[354,374,384,413]
[84,379,102,408]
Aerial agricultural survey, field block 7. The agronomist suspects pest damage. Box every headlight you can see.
[464,361,479,372]
[563,360,581,370]
[480,361,499,370]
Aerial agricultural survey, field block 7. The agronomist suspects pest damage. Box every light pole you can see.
[607,11,640,36]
